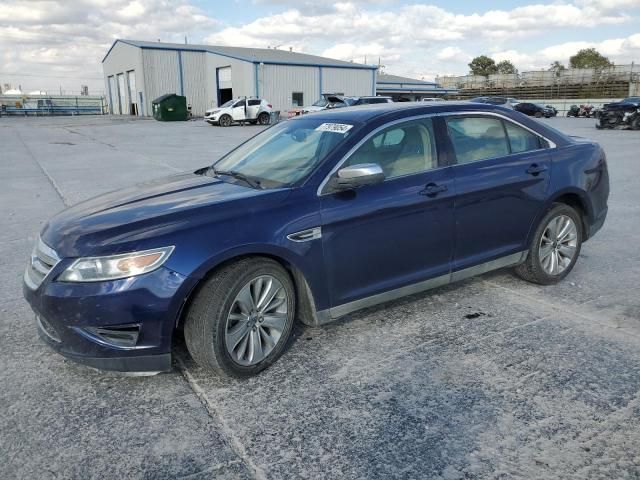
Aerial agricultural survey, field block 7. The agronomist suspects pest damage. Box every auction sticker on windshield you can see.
[315,123,354,134]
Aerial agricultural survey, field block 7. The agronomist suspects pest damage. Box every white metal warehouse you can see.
[102,39,378,117]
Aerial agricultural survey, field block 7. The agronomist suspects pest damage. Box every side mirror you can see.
[326,163,385,193]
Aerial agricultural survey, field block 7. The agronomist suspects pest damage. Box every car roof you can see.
[289,101,571,146]
[291,101,505,122]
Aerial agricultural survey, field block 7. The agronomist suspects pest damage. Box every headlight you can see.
[58,246,174,282]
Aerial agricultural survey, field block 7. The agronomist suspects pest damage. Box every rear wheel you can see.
[515,204,582,285]
[258,112,270,125]
[184,258,296,377]
[534,111,543,118]
[219,114,232,127]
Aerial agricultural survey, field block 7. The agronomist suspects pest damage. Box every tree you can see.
[496,60,517,74]
[468,55,498,77]
[569,48,613,69]
[548,61,566,77]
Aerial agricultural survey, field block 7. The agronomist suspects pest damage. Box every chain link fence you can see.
[0,95,107,116]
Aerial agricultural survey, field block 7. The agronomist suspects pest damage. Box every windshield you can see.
[220,99,236,108]
[213,118,358,188]
[312,98,328,107]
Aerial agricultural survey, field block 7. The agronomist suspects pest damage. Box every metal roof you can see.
[103,39,378,70]
[376,74,438,86]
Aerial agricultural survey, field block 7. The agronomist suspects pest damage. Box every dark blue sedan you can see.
[24,103,609,377]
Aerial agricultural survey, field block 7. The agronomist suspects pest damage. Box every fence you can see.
[436,64,639,101]
[0,95,107,116]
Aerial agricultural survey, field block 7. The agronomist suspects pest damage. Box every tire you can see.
[515,203,583,285]
[184,258,296,377]
[258,112,270,125]
[219,114,232,127]
[534,111,543,118]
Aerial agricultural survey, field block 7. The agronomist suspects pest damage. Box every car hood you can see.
[602,100,639,111]
[42,171,289,257]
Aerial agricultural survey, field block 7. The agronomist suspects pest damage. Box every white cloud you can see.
[0,0,638,93]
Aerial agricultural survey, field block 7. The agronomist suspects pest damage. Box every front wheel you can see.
[219,114,232,127]
[184,258,296,377]
[515,204,582,285]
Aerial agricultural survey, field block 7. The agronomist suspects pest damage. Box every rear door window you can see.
[446,117,510,164]
[247,99,261,106]
[504,121,542,153]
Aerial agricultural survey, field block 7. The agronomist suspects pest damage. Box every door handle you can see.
[420,183,448,197]
[526,164,548,176]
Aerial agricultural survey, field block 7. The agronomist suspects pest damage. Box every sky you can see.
[1,0,639,95]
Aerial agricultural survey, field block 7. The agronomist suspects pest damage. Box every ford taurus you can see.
[23,103,609,377]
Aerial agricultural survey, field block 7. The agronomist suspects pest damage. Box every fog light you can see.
[83,324,140,348]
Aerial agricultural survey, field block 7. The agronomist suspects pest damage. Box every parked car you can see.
[596,97,640,130]
[290,93,345,117]
[514,102,555,118]
[337,96,393,107]
[297,95,392,115]
[204,97,272,126]
[544,105,558,117]
[24,102,609,377]
[469,96,515,109]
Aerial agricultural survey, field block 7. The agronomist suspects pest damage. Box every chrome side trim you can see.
[329,273,451,320]
[316,251,527,322]
[450,250,528,283]
[316,109,556,196]
[287,227,322,242]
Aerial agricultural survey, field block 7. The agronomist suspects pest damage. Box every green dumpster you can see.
[152,94,188,121]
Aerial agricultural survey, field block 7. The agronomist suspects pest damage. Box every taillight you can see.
[267,104,272,108]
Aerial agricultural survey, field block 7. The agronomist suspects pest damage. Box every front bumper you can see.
[23,266,193,373]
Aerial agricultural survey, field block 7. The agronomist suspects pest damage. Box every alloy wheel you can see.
[225,275,288,366]
[538,214,578,275]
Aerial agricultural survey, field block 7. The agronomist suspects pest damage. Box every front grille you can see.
[24,237,60,290]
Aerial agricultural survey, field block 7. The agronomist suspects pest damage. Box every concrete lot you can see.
[1,115,639,480]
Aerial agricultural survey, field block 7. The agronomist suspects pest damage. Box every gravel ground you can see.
[0,115,638,480]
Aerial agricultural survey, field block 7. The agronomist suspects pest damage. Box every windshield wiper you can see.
[212,168,263,189]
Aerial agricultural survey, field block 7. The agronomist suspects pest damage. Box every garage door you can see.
[218,67,232,89]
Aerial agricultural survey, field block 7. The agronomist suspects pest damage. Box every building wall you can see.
[141,49,180,116]
[322,68,373,97]
[259,64,319,112]
[181,51,208,116]
[204,53,255,111]
[102,42,143,115]
[104,42,377,117]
